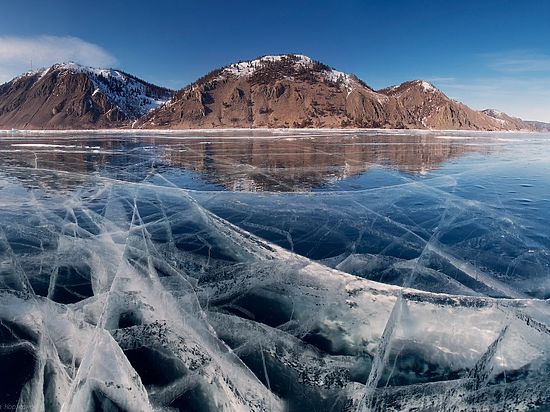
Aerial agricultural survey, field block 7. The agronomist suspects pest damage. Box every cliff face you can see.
[0,63,172,129]
[138,55,523,131]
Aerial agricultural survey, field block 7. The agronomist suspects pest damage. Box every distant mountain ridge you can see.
[0,55,546,131]
[481,109,550,132]
[378,80,512,130]
[136,54,536,131]
[522,120,550,132]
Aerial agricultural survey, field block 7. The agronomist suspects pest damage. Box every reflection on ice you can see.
[0,130,550,411]
[0,132,491,192]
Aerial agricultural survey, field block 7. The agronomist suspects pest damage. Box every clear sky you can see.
[1,0,549,121]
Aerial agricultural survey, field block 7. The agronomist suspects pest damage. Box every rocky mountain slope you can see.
[0,63,173,129]
[138,54,391,128]
[379,81,514,130]
[0,55,546,131]
[138,54,523,131]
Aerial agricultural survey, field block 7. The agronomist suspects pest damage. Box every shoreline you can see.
[0,127,546,137]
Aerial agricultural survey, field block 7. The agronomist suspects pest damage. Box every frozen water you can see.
[0,129,550,411]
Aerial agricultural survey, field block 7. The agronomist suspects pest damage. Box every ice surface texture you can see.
[0,130,549,411]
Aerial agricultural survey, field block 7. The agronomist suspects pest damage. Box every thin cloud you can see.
[0,35,117,83]
[419,55,550,122]
[483,50,550,73]
[437,76,550,122]
[426,76,456,83]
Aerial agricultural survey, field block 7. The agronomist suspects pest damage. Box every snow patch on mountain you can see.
[7,67,48,85]
[11,62,173,120]
[220,54,360,94]
[419,80,436,92]
[223,54,312,77]
[323,68,357,94]
[52,62,173,118]
[483,109,505,118]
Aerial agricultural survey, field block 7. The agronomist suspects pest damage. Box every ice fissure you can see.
[1,131,549,411]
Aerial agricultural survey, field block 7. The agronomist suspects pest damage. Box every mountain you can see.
[523,120,550,132]
[137,54,522,131]
[379,81,513,130]
[0,63,173,129]
[0,55,546,131]
[138,54,395,129]
[482,109,550,132]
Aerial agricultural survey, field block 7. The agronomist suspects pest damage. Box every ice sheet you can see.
[0,130,549,411]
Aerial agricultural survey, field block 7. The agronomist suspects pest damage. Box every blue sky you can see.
[0,0,549,121]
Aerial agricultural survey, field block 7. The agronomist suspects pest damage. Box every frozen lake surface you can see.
[1,129,550,411]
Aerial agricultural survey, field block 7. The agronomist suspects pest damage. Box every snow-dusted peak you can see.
[420,80,436,91]
[7,62,125,87]
[380,79,441,96]
[223,54,314,77]
[52,62,129,82]
[7,66,50,84]
[3,62,173,120]
[217,54,362,94]
[481,109,511,125]
[411,80,437,92]
[49,62,173,118]
[482,108,505,118]
[323,68,358,91]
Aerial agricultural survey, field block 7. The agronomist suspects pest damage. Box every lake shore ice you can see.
[0,130,549,411]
